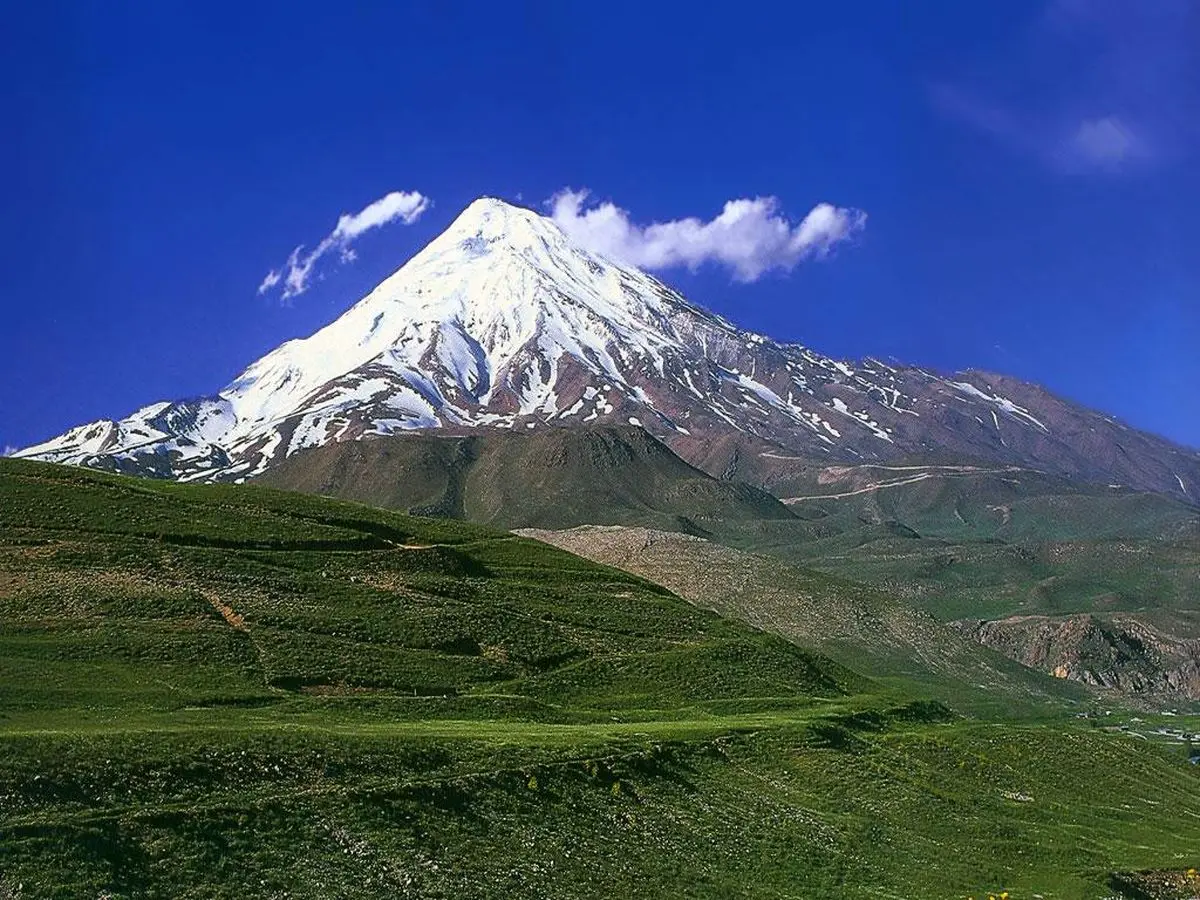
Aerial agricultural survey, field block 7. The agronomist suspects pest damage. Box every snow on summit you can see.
[16,198,1200,499]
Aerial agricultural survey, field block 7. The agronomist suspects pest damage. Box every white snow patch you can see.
[949,381,1049,432]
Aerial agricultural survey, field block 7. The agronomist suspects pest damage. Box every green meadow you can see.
[1,458,1197,898]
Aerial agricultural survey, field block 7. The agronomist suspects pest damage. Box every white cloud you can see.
[256,268,281,294]
[330,191,430,241]
[549,190,866,282]
[934,83,1157,174]
[259,190,430,300]
[2,445,17,457]
[1062,116,1144,169]
[932,1,1196,174]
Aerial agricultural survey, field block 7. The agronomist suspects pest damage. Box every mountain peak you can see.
[16,193,1200,500]
[438,196,560,248]
[461,195,534,216]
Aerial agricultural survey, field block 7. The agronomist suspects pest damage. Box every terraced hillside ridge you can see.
[517,524,1092,713]
[15,197,1200,499]
[2,456,1199,897]
[255,424,792,533]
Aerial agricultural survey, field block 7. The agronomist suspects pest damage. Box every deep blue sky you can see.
[3,1,1198,451]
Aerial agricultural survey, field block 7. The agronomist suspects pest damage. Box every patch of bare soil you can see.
[202,592,247,630]
[1110,867,1200,899]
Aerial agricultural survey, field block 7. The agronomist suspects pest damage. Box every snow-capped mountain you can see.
[16,198,1200,500]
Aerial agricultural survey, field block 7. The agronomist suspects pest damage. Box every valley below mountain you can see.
[515,524,1092,713]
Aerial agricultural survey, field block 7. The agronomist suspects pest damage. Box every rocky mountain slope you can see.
[16,198,1200,499]
[954,612,1200,701]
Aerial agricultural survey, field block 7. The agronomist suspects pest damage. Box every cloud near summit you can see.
[259,190,430,300]
[549,190,866,281]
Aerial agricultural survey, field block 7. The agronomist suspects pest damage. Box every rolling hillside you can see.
[255,425,792,533]
[258,427,1200,705]
[517,524,1093,713]
[2,457,1199,897]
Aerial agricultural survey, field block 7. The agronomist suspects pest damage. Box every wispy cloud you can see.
[1061,116,1147,171]
[2,445,17,457]
[259,190,431,300]
[549,190,865,282]
[932,0,1196,174]
[256,269,281,294]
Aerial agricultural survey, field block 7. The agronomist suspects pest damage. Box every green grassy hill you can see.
[254,425,793,533]
[0,458,847,717]
[517,524,1096,715]
[259,438,1200,692]
[1,458,1198,898]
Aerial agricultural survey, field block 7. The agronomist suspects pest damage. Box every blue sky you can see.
[2,0,1198,451]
